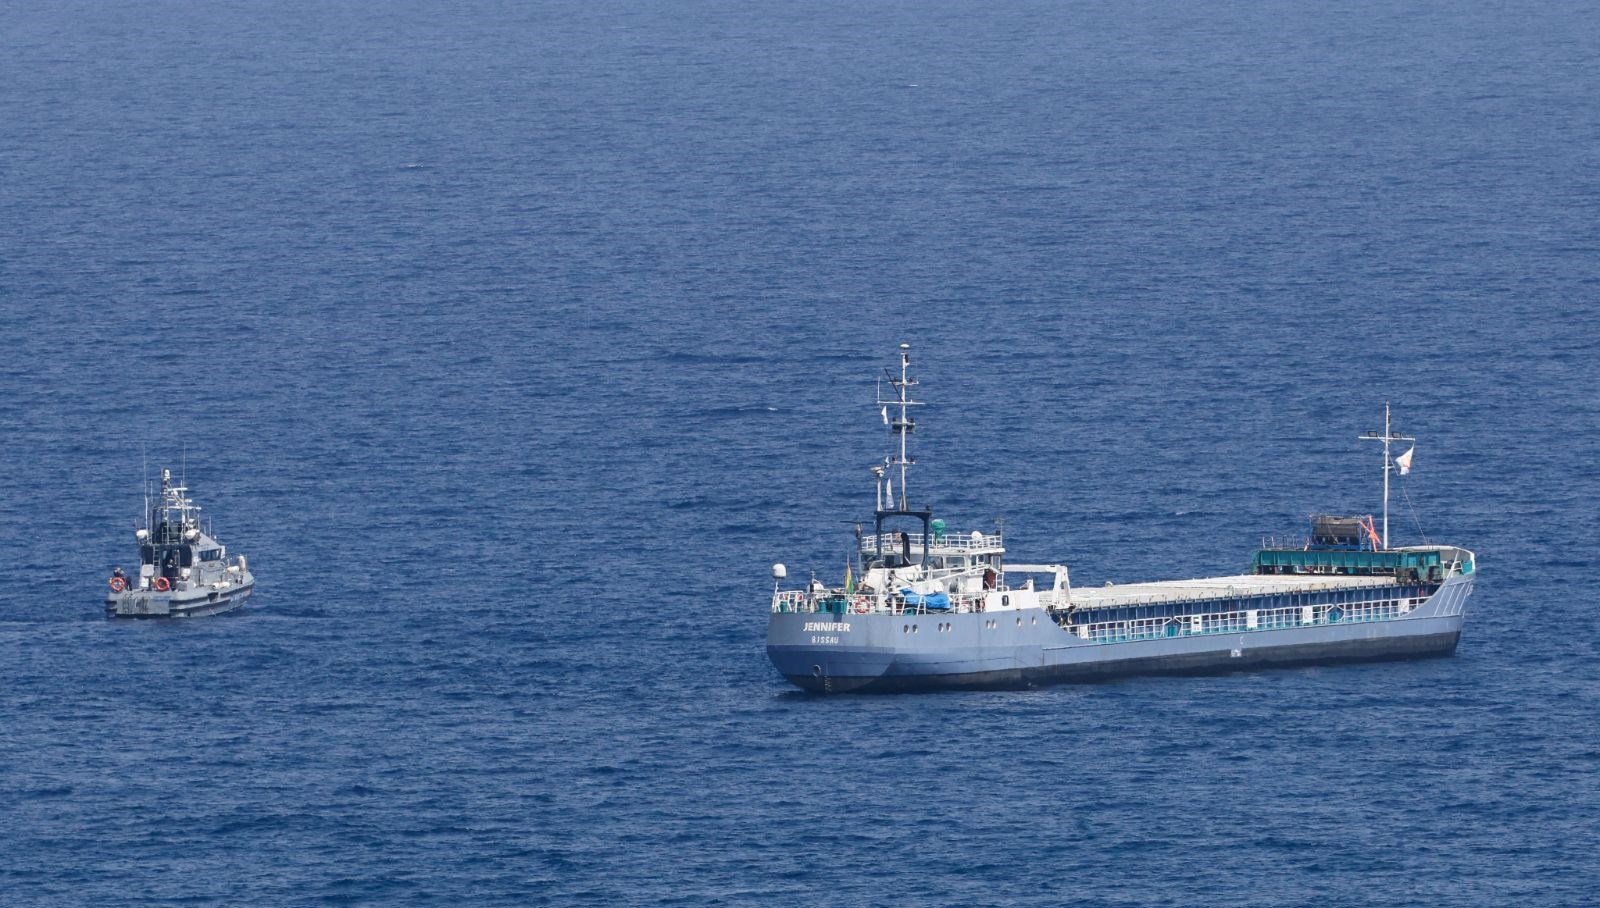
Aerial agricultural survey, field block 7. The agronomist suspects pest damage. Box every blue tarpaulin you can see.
[900,589,952,611]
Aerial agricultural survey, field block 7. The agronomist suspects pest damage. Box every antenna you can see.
[876,343,922,511]
[1358,402,1416,549]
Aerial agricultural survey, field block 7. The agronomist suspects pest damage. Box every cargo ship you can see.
[766,345,1475,693]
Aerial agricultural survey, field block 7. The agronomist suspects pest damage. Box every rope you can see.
[1397,475,1429,544]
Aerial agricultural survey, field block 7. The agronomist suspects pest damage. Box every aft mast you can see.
[1359,403,1415,550]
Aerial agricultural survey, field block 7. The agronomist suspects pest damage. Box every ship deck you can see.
[1067,573,1397,610]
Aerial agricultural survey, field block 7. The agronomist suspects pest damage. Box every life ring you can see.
[108,576,127,592]
[153,576,171,592]
[851,595,871,614]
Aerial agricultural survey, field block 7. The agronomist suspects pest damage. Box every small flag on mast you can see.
[844,560,855,594]
[1396,445,1414,475]
[881,405,889,425]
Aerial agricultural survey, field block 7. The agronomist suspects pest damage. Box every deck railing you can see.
[857,533,1003,554]
[774,588,1424,627]
[1072,597,1417,644]
[771,589,994,616]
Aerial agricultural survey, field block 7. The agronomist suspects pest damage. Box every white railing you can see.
[1072,597,1416,645]
[771,589,991,616]
[858,533,1003,554]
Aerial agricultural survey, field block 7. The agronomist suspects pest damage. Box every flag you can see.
[1396,445,1414,475]
[844,560,855,594]
[881,405,889,425]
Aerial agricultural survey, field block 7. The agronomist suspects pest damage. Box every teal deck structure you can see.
[1252,544,1475,584]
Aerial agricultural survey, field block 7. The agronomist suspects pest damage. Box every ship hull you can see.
[106,583,254,619]
[768,573,1472,694]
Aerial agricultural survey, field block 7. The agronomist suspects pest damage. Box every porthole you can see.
[1031,617,1037,625]
[903,624,909,634]
[1016,617,1022,627]
[913,625,919,634]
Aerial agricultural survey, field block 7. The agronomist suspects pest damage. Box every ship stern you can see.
[766,612,898,693]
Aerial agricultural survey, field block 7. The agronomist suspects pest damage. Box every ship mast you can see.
[1359,403,1415,550]
[877,343,921,511]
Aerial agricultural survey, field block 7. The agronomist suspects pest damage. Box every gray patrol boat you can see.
[105,468,255,618]
[767,346,1476,693]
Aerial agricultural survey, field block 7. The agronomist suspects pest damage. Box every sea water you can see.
[3,1,1598,904]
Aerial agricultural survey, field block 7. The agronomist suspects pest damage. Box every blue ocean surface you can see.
[3,1,1598,904]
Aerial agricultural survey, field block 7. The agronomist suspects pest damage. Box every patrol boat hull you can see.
[106,583,254,619]
[768,573,1471,694]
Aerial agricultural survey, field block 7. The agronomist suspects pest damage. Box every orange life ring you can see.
[851,595,871,614]
[153,576,171,592]
[108,576,127,592]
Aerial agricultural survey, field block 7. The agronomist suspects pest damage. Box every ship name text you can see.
[803,621,851,633]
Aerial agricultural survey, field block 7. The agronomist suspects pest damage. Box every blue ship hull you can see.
[767,573,1472,693]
